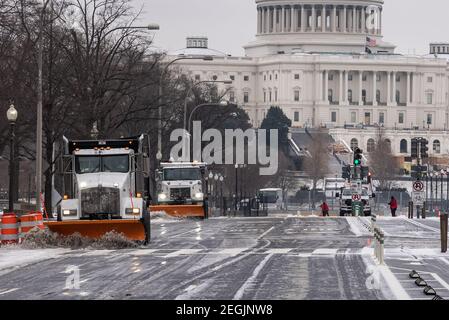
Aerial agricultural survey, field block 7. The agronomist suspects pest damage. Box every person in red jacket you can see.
[320,202,330,217]
[388,196,398,217]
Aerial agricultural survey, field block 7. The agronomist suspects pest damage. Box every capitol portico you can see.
[170,0,449,162]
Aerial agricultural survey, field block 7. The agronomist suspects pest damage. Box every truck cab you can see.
[155,162,206,206]
[58,135,150,221]
[337,186,373,217]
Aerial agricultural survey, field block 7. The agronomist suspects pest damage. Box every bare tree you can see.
[303,131,330,207]
[369,127,399,190]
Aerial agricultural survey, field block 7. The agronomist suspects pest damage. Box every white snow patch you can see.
[165,249,203,258]
[312,249,338,256]
[266,248,292,254]
[233,254,273,300]
[214,248,245,256]
[346,217,370,237]
[0,288,18,295]
[0,248,69,271]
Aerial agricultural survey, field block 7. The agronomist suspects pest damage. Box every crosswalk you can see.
[124,247,365,258]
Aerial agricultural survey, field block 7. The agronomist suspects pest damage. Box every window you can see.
[427,77,433,83]
[195,75,201,81]
[244,75,249,81]
[294,111,300,122]
[427,113,433,125]
[362,90,367,104]
[350,138,359,151]
[385,139,392,152]
[433,140,441,154]
[328,89,333,102]
[275,90,278,102]
[243,92,249,103]
[229,91,235,103]
[269,75,272,81]
[275,74,278,80]
[294,74,300,80]
[348,74,353,81]
[264,75,267,81]
[328,74,334,81]
[396,75,401,82]
[269,91,272,102]
[294,90,300,102]
[396,90,400,104]
[76,155,129,174]
[376,74,381,82]
[376,90,381,103]
[331,111,337,123]
[212,75,218,81]
[426,92,433,105]
[379,112,385,124]
[230,75,235,81]
[398,112,404,124]
[362,74,367,81]
[400,139,408,154]
[348,90,353,103]
[351,112,357,123]
[263,91,266,103]
[367,139,376,153]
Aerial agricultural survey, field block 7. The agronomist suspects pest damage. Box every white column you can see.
[322,5,326,32]
[258,8,262,34]
[291,6,296,32]
[406,72,411,105]
[274,7,278,32]
[311,5,316,32]
[379,8,382,35]
[301,6,306,32]
[373,71,377,106]
[324,70,329,104]
[332,6,337,32]
[352,7,357,32]
[359,71,363,106]
[392,72,397,105]
[281,6,285,32]
[344,71,349,103]
[318,71,323,101]
[343,6,347,32]
[339,70,343,105]
[361,7,366,33]
[387,71,391,105]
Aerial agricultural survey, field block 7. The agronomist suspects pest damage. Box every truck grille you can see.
[81,187,120,216]
[170,188,191,200]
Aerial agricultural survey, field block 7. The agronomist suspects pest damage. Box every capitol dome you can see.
[244,0,395,56]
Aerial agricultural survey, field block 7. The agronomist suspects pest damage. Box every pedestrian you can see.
[388,196,398,217]
[320,201,330,217]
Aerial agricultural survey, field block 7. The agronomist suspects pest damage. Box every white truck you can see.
[337,183,373,217]
[151,161,207,218]
[50,135,151,242]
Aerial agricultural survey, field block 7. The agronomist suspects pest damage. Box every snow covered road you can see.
[0,215,446,300]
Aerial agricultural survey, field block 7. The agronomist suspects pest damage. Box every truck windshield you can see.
[75,155,129,174]
[163,168,201,181]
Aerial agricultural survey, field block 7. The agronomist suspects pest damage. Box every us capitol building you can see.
[169,0,449,165]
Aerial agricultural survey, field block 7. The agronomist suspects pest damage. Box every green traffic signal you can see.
[354,159,361,165]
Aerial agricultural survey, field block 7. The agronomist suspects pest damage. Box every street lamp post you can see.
[234,164,238,212]
[7,104,18,213]
[219,175,224,216]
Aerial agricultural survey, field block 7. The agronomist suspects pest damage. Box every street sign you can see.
[352,194,362,201]
[412,191,425,206]
[413,181,424,192]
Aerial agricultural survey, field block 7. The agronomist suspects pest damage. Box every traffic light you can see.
[421,139,429,159]
[361,166,369,179]
[354,148,363,166]
[411,138,418,159]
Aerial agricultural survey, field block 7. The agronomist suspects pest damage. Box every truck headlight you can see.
[158,193,167,201]
[194,192,204,200]
[63,209,77,216]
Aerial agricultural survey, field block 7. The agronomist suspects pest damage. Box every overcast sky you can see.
[134,0,449,56]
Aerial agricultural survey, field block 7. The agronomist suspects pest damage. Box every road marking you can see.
[439,258,449,267]
[377,265,411,300]
[128,249,160,256]
[165,249,203,258]
[430,273,449,291]
[312,249,338,256]
[0,288,18,296]
[233,254,273,300]
[266,248,292,254]
[257,227,275,239]
[404,219,440,233]
[213,248,245,256]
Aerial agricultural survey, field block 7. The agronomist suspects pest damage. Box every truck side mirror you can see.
[372,193,376,198]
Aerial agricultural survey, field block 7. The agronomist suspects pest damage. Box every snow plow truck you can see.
[150,161,207,218]
[47,135,151,243]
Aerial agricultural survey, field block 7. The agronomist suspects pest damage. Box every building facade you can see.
[169,0,449,160]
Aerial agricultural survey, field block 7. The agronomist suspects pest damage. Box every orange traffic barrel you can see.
[1,213,19,244]
[20,212,45,239]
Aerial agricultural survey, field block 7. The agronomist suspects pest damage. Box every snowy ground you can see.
[0,214,447,300]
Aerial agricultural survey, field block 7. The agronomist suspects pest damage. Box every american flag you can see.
[366,37,377,47]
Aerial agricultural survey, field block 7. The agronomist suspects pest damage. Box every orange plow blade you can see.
[150,205,205,218]
[44,220,147,241]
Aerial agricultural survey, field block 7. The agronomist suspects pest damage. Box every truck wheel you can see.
[340,211,345,217]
